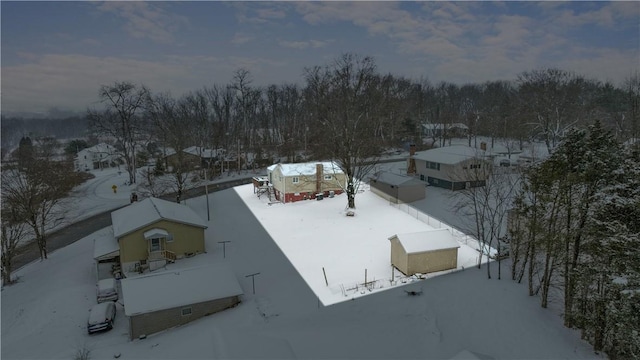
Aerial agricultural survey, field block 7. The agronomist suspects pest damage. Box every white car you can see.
[87,301,116,334]
[96,278,118,303]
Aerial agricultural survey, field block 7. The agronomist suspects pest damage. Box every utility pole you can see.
[218,240,231,258]
[245,272,260,294]
[205,183,210,221]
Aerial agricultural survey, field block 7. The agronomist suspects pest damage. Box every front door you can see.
[150,238,163,252]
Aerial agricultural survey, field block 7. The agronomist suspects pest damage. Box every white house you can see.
[74,143,121,171]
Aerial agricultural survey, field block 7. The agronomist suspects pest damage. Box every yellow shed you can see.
[388,228,460,276]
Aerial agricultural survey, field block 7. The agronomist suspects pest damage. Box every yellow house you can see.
[388,228,460,276]
[266,161,347,203]
[111,197,208,274]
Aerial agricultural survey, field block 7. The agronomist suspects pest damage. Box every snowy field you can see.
[1,157,599,359]
[235,183,488,306]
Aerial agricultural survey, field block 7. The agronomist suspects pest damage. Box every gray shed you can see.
[370,171,425,204]
[389,228,460,276]
[121,264,242,340]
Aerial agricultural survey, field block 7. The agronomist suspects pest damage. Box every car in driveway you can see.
[96,278,118,303]
[87,301,116,334]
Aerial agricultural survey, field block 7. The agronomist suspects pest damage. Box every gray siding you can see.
[370,180,425,204]
[129,296,240,340]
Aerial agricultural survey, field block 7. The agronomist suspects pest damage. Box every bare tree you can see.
[516,69,589,153]
[87,81,150,184]
[1,150,74,260]
[1,206,27,284]
[452,159,521,279]
[205,84,236,174]
[303,53,384,209]
[145,93,197,202]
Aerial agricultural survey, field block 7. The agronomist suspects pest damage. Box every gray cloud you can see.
[97,2,189,44]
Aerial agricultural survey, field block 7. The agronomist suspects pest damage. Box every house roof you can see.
[389,228,460,254]
[120,264,243,316]
[267,161,344,177]
[422,123,469,130]
[77,143,119,158]
[371,171,424,187]
[111,197,207,239]
[183,146,223,159]
[93,227,119,260]
[412,146,487,165]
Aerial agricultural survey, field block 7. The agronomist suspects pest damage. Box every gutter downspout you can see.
[282,167,286,204]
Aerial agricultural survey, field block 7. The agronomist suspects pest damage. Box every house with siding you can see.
[388,229,460,276]
[74,143,121,171]
[164,146,224,170]
[411,145,492,190]
[369,171,425,204]
[266,161,347,203]
[121,264,242,340]
[110,197,208,274]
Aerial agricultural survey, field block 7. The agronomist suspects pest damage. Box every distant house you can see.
[388,229,460,276]
[421,123,469,138]
[110,197,208,274]
[369,171,425,204]
[121,264,242,340]
[411,145,492,190]
[266,161,347,203]
[164,146,224,170]
[74,143,121,171]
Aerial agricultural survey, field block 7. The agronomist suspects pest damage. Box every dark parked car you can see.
[87,301,116,334]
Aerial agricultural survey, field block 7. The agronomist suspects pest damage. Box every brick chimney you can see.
[316,163,323,194]
[407,144,417,175]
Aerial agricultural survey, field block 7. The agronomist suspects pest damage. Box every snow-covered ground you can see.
[1,160,599,359]
[235,183,488,306]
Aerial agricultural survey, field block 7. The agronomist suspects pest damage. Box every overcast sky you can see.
[2,1,638,116]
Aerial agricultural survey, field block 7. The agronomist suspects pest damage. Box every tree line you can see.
[1,53,639,356]
[509,121,639,359]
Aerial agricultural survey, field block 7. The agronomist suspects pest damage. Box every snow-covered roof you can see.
[389,228,460,254]
[412,146,487,165]
[183,146,223,159]
[93,227,119,260]
[79,143,117,155]
[267,161,344,177]
[120,264,243,316]
[111,197,207,239]
[422,123,469,130]
[143,228,169,239]
[371,171,423,187]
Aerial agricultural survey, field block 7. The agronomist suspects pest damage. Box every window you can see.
[292,177,299,184]
[166,234,174,243]
[324,174,332,180]
[150,238,161,252]
[181,307,192,316]
[426,161,440,171]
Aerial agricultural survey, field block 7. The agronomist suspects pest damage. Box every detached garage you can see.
[121,264,243,340]
[388,228,460,276]
[370,171,425,204]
